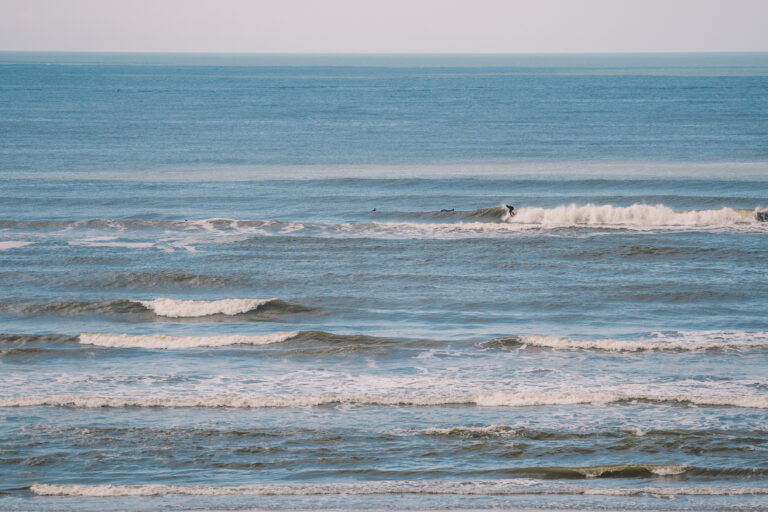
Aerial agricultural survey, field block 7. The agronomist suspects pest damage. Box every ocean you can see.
[1,52,767,511]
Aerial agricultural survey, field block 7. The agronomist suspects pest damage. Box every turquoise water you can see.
[1,53,768,511]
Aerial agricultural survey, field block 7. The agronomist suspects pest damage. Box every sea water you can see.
[1,53,768,511]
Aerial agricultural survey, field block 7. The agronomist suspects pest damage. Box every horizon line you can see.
[3,50,768,56]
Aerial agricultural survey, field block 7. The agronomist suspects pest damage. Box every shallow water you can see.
[1,52,768,511]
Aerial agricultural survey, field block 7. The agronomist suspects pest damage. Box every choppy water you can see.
[1,52,768,511]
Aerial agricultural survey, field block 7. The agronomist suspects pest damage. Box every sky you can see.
[1,0,767,54]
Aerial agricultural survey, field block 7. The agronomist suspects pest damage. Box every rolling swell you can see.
[0,298,312,321]
[0,334,81,359]
[417,425,768,443]
[277,330,438,355]
[2,330,765,353]
[0,334,76,346]
[0,330,424,354]
[375,206,510,222]
[77,330,432,352]
[412,426,768,460]
[495,464,689,479]
[96,272,248,289]
[0,346,100,360]
[14,425,765,467]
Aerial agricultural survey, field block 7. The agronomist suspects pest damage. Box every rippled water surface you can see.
[1,52,768,511]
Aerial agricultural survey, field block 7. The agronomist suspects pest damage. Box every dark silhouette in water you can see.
[506,205,516,217]
[440,209,454,212]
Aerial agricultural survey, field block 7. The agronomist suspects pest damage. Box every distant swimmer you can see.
[440,208,454,212]
[372,208,376,212]
[506,205,516,217]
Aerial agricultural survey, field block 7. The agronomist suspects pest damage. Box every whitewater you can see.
[2,392,767,409]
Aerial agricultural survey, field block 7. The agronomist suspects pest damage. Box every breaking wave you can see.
[79,331,300,349]
[2,204,766,241]
[1,297,310,319]
[29,481,768,497]
[3,329,766,353]
[138,298,274,317]
[2,391,766,409]
[182,204,767,235]
[76,330,431,351]
[0,330,420,353]
[482,331,768,352]
[507,204,764,229]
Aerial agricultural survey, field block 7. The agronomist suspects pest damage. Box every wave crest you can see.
[483,331,768,352]
[79,331,299,349]
[29,481,768,497]
[4,329,766,354]
[138,298,275,317]
[2,392,766,409]
[2,298,310,319]
[507,204,761,229]
[3,204,765,242]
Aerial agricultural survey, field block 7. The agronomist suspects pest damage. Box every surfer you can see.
[506,204,516,217]
[440,208,454,212]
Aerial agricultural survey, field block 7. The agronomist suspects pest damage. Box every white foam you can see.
[472,391,768,408]
[0,241,33,251]
[651,466,688,476]
[38,204,768,249]
[172,205,766,242]
[420,425,516,436]
[515,332,768,352]
[29,481,768,497]
[472,391,618,407]
[68,238,155,248]
[2,391,766,409]
[137,298,275,317]
[78,331,299,349]
[329,204,766,238]
[325,210,764,239]
[508,204,759,229]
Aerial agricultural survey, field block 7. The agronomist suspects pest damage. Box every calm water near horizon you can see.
[1,52,768,511]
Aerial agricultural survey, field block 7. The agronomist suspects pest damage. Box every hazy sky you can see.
[1,0,767,53]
